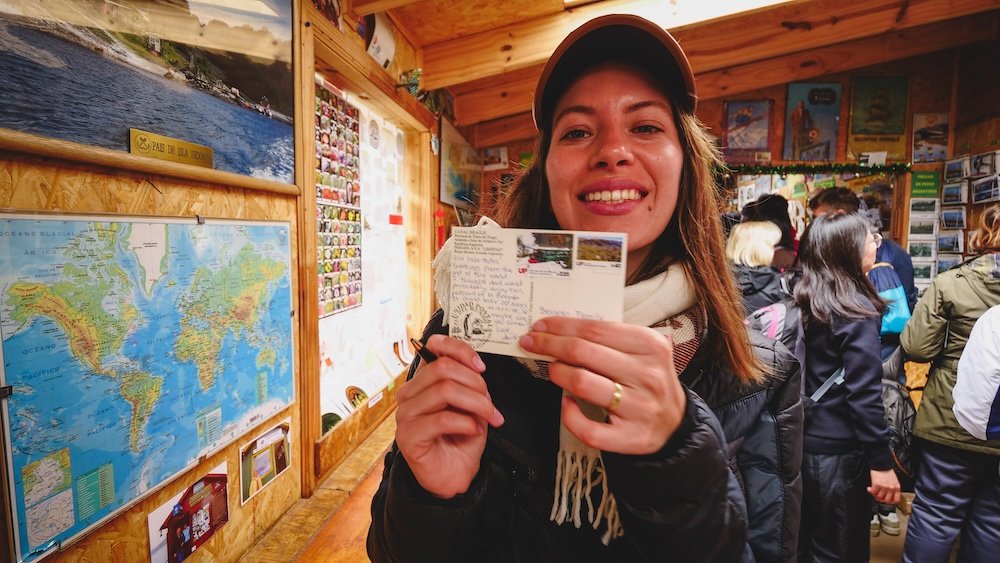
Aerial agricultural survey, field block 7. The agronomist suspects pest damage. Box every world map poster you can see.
[0,215,295,562]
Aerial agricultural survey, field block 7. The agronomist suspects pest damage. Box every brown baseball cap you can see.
[532,14,697,132]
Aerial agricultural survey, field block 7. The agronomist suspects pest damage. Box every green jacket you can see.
[901,253,1000,455]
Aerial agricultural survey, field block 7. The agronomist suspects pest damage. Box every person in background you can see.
[809,187,916,311]
[900,204,1000,563]
[368,14,772,562]
[953,304,1000,441]
[794,212,900,562]
[726,221,793,315]
[807,186,910,536]
[742,193,797,270]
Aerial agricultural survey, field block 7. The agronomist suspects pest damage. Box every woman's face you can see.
[545,63,683,273]
[862,230,878,271]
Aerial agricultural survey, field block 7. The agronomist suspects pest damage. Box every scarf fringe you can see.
[550,448,624,546]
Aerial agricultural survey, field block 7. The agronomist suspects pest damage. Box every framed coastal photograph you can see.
[908,240,936,259]
[937,231,964,254]
[941,208,967,230]
[440,118,482,210]
[945,156,971,182]
[783,83,841,161]
[908,217,938,240]
[937,254,964,273]
[941,181,968,206]
[0,1,295,184]
[912,260,937,283]
[909,198,939,216]
[723,100,773,163]
[912,113,949,163]
[972,174,1000,204]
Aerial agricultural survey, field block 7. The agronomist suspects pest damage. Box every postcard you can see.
[944,156,971,181]
[449,226,627,360]
[909,198,939,216]
[941,207,967,230]
[971,151,998,177]
[908,217,938,240]
[937,230,964,254]
[908,240,936,259]
[941,181,968,205]
[937,254,964,273]
[972,174,1000,204]
[912,260,937,283]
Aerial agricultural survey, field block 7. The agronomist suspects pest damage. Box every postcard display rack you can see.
[316,80,363,317]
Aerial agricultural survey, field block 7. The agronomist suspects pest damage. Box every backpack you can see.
[879,346,919,489]
[745,299,801,354]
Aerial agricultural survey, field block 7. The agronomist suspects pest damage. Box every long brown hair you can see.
[494,96,761,383]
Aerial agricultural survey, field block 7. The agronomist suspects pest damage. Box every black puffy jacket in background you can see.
[733,264,793,315]
[367,310,749,563]
[684,330,804,563]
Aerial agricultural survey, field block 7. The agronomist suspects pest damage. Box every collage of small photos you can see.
[907,150,1000,297]
[316,79,363,317]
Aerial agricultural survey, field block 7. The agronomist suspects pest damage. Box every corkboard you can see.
[0,153,302,563]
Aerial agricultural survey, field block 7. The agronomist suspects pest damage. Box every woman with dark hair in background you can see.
[794,212,900,562]
[900,204,1000,563]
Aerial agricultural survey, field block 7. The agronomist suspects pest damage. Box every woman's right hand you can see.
[394,334,504,499]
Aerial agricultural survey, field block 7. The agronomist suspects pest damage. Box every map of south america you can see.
[0,217,294,563]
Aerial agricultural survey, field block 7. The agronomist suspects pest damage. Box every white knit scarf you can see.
[433,219,705,544]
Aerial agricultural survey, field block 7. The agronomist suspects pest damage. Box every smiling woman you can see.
[369,14,802,563]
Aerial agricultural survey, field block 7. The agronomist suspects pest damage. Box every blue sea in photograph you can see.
[0,18,294,183]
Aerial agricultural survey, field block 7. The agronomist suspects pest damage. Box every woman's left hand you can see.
[519,316,687,455]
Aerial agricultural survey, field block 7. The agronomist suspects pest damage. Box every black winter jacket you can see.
[684,330,803,563]
[367,310,748,562]
[801,301,893,470]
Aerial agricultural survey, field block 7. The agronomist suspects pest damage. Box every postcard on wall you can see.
[240,419,292,504]
[941,181,968,206]
[908,240,936,260]
[937,254,963,273]
[908,217,938,240]
[972,174,1000,204]
[945,156,971,182]
[847,76,908,161]
[723,100,773,163]
[912,113,949,163]
[937,231,965,254]
[148,462,229,563]
[783,83,842,161]
[909,198,939,217]
[971,151,999,177]
[912,260,937,283]
[449,226,627,360]
[941,207,967,230]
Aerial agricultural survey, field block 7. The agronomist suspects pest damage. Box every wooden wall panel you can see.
[0,154,302,563]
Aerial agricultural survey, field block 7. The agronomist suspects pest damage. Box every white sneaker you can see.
[870,514,881,537]
[879,511,901,536]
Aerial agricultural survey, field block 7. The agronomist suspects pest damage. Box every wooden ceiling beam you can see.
[696,12,998,100]
[453,13,998,129]
[471,113,538,149]
[422,0,1000,90]
[352,0,424,16]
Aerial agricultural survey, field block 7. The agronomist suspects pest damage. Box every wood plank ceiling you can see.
[355,0,1000,147]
